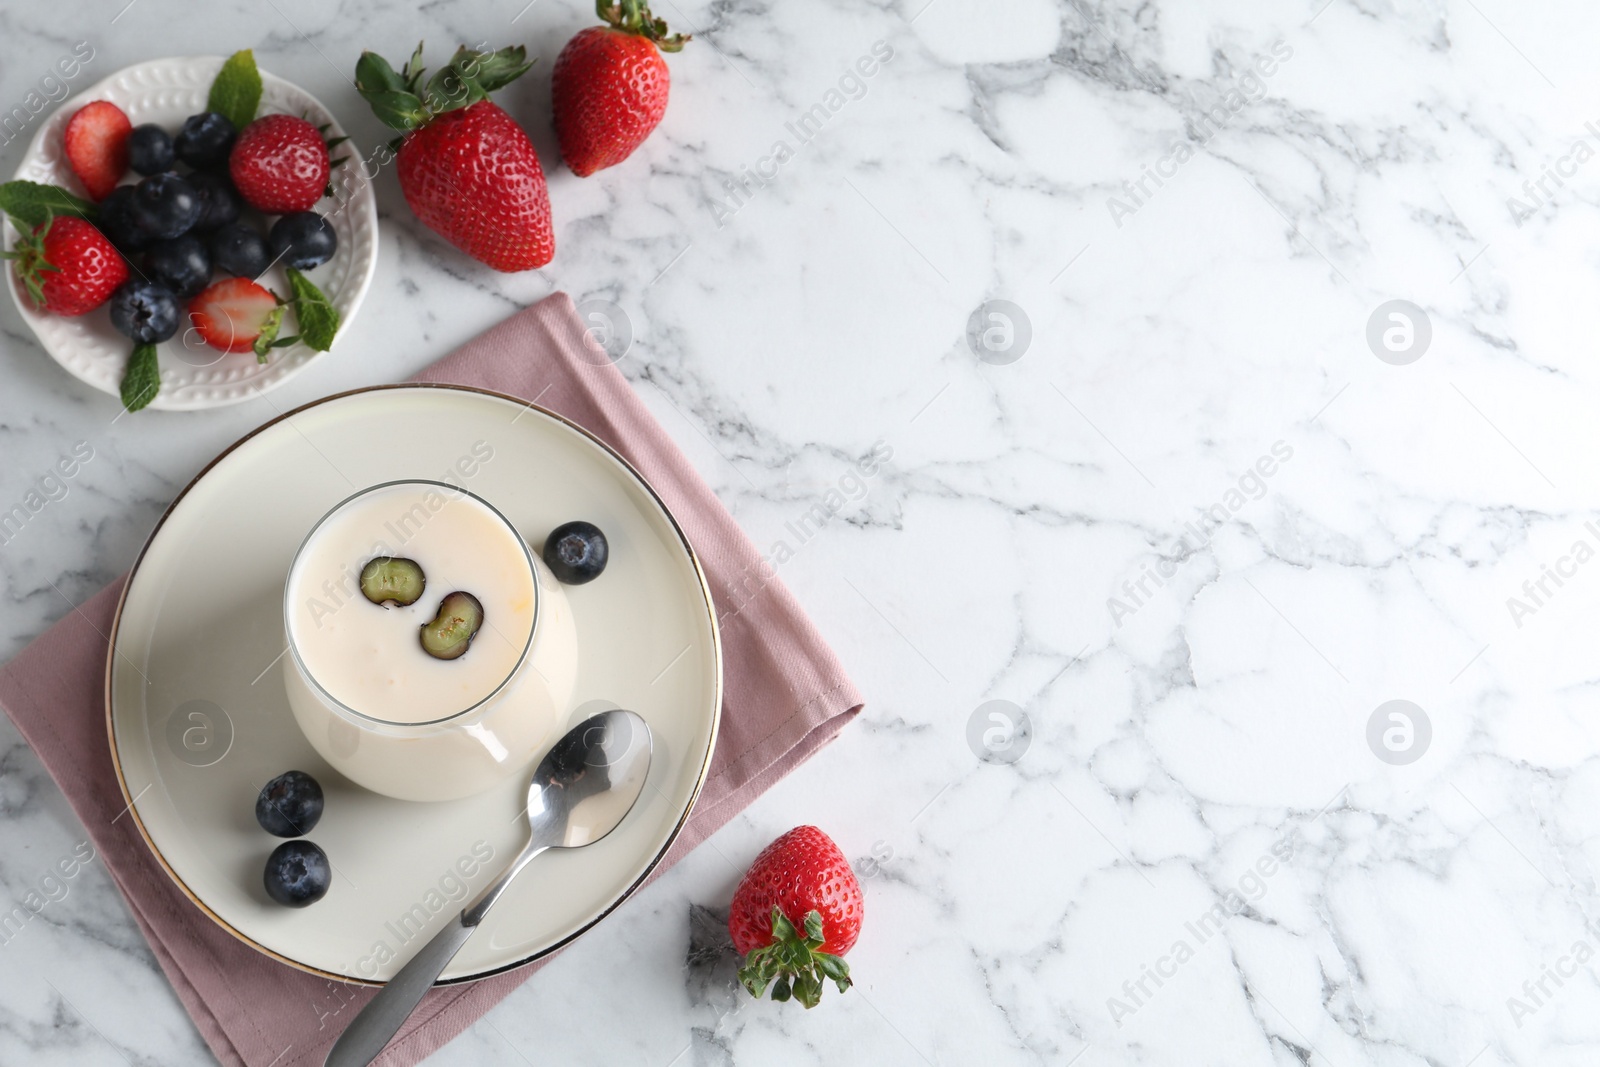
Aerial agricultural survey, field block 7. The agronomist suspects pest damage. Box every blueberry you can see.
[97,185,150,254]
[255,770,325,837]
[209,223,271,279]
[127,124,175,176]
[269,212,337,270]
[187,170,240,232]
[130,173,203,240]
[108,279,180,343]
[174,111,237,170]
[543,521,608,584]
[263,840,331,907]
[145,235,212,299]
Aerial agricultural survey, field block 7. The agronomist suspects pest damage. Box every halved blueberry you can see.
[419,592,484,660]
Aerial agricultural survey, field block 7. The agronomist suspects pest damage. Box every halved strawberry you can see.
[63,101,132,201]
[188,277,281,353]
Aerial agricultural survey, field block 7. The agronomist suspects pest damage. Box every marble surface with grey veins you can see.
[1,0,1599,1063]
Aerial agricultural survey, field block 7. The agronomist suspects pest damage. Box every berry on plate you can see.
[63,101,132,200]
[130,173,203,240]
[263,839,331,907]
[355,44,553,271]
[175,111,238,170]
[552,0,688,177]
[209,222,271,279]
[187,276,281,354]
[728,826,862,1007]
[5,215,128,316]
[255,770,325,838]
[187,170,242,232]
[145,234,213,299]
[127,123,175,176]
[109,279,181,344]
[269,211,337,270]
[97,185,150,254]
[229,114,329,214]
[542,521,608,584]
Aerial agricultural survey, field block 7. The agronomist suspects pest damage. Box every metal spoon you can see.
[324,709,653,1067]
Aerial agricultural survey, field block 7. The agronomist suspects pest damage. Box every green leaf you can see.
[460,45,534,93]
[815,953,851,984]
[360,88,430,132]
[803,911,824,945]
[286,267,340,351]
[792,970,823,1009]
[120,344,160,412]
[0,181,96,229]
[253,305,286,362]
[354,51,406,95]
[208,50,262,131]
[424,66,485,112]
[771,976,791,1002]
[770,907,796,943]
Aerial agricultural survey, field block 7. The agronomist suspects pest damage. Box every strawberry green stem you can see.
[736,907,852,1009]
[597,0,690,51]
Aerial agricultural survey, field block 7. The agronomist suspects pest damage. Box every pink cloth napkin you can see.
[0,293,863,1066]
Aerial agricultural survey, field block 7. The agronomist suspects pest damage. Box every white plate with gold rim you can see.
[5,56,379,410]
[106,384,721,983]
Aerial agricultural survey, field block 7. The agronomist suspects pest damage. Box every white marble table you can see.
[1,0,1596,1063]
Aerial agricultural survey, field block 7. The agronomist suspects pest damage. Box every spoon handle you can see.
[323,841,550,1067]
[322,914,477,1067]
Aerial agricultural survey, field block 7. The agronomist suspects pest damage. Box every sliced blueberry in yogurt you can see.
[419,592,484,660]
[360,556,425,607]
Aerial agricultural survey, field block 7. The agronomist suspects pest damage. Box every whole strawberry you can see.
[553,0,688,177]
[728,826,862,1007]
[355,44,553,272]
[5,215,128,315]
[230,115,330,214]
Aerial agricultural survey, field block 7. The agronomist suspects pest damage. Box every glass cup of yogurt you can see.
[282,480,579,802]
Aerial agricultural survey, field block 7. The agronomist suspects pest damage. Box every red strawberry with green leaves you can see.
[63,101,132,201]
[355,44,554,272]
[5,215,128,315]
[728,826,862,1008]
[553,0,688,177]
[229,114,330,214]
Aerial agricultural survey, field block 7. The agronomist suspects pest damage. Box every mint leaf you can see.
[208,50,262,131]
[286,267,340,351]
[120,344,160,412]
[0,181,96,229]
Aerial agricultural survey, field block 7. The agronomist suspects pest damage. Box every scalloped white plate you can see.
[4,56,378,411]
